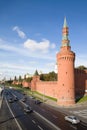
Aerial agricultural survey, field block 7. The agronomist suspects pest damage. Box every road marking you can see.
[34,110,61,130]
[5,97,22,130]
[32,119,36,124]
[19,100,28,107]
[38,125,43,130]
[70,124,77,130]
[70,109,87,119]
[81,121,87,127]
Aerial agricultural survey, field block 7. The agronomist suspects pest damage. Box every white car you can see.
[65,115,80,124]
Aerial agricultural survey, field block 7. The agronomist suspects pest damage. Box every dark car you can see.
[14,96,18,101]
[35,100,42,104]
[21,96,27,102]
[24,106,33,113]
[8,97,14,103]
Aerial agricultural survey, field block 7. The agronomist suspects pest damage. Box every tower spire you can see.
[61,17,70,49]
[63,17,67,27]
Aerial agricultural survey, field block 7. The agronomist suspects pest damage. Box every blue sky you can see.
[0,0,87,80]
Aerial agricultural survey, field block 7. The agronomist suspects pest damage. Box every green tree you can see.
[34,70,39,76]
[40,71,57,81]
[19,75,22,81]
[14,76,17,81]
[26,77,32,82]
[77,65,87,70]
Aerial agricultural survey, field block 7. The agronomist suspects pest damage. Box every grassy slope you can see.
[8,85,87,103]
[77,96,87,103]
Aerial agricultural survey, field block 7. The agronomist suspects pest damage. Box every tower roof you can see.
[61,17,70,49]
[63,17,68,27]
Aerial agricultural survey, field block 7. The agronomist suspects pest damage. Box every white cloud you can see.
[46,62,55,67]
[0,38,56,80]
[0,62,33,70]
[0,62,35,80]
[13,26,26,39]
[0,39,55,60]
[24,39,56,53]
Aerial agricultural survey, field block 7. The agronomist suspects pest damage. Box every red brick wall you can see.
[30,69,87,100]
[36,81,58,98]
[75,69,87,97]
[22,80,31,88]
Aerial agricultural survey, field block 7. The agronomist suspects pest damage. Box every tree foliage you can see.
[34,70,39,76]
[76,65,87,70]
[25,77,32,82]
[19,75,22,81]
[14,76,17,81]
[40,71,57,81]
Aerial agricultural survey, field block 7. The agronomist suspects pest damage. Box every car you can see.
[21,97,27,102]
[65,115,80,124]
[9,86,12,89]
[8,97,14,103]
[35,100,42,104]
[14,96,18,101]
[24,106,33,113]
[30,96,35,99]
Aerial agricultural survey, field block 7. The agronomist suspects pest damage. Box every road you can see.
[0,87,87,130]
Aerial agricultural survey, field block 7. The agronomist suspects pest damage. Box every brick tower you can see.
[57,18,75,106]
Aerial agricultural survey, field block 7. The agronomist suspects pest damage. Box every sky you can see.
[0,0,87,80]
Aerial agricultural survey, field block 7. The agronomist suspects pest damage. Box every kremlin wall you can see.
[14,18,87,106]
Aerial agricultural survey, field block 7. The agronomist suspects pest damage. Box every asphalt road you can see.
[0,88,87,130]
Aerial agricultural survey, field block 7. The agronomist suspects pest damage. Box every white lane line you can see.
[19,100,28,107]
[34,111,61,130]
[70,124,77,130]
[32,119,36,124]
[81,122,87,127]
[38,125,43,130]
[5,97,22,130]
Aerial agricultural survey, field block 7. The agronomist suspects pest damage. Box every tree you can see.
[24,74,26,80]
[26,77,32,82]
[34,70,39,76]
[19,75,22,81]
[40,71,57,81]
[14,76,17,81]
[76,65,87,70]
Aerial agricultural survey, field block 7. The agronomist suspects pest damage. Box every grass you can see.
[33,91,57,101]
[8,85,57,102]
[77,96,87,103]
[7,84,87,104]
